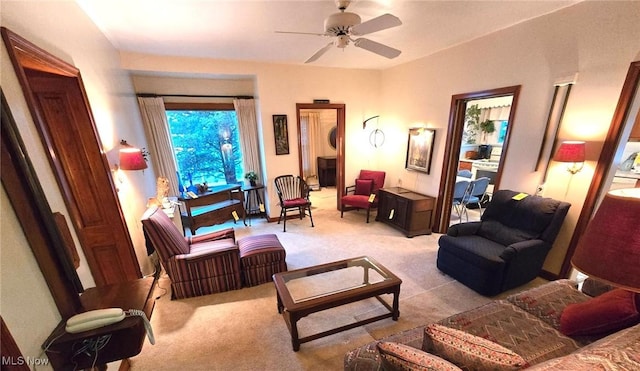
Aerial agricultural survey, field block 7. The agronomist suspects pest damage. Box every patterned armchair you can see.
[341,170,386,223]
[141,206,241,299]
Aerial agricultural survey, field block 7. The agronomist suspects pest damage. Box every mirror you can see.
[296,103,346,210]
[434,86,521,233]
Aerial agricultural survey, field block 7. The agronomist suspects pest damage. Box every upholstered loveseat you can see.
[344,278,640,370]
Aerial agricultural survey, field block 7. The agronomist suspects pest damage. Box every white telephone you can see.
[65,308,155,344]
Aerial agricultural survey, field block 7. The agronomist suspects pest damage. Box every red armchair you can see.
[341,170,386,223]
[141,206,241,299]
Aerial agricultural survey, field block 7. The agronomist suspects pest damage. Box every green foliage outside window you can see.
[166,110,244,189]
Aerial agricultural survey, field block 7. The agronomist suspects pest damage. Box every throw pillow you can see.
[376,342,462,371]
[355,179,374,196]
[423,324,527,371]
[559,288,640,336]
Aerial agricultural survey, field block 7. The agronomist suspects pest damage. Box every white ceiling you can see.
[78,0,579,70]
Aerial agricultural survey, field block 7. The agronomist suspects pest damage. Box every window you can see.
[165,103,244,191]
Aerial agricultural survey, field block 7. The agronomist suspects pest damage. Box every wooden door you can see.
[2,28,141,286]
[24,70,141,286]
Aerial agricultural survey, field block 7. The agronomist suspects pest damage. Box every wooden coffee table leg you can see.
[283,311,301,351]
[392,286,400,320]
[276,291,284,314]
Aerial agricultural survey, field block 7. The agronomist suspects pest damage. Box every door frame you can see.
[296,103,346,210]
[433,85,521,233]
[2,27,141,286]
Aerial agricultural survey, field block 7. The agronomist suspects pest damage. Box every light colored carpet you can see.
[128,190,540,370]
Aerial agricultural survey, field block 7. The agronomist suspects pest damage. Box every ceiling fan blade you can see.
[354,38,401,59]
[351,13,402,36]
[305,42,334,63]
[275,30,328,37]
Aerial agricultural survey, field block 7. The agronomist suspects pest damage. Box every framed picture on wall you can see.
[273,114,289,155]
[405,128,436,174]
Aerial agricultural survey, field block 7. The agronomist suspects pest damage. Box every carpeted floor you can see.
[128,188,541,370]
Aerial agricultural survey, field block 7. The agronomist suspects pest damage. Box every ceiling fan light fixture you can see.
[324,12,361,35]
[336,35,350,48]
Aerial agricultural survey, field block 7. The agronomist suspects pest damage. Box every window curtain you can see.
[479,105,511,122]
[300,112,320,180]
[137,97,179,196]
[233,98,262,181]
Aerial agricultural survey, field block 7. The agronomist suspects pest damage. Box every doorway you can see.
[296,103,345,210]
[434,86,521,233]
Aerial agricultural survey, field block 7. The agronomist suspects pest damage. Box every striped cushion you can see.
[424,324,528,371]
[377,341,462,371]
[238,234,287,287]
[147,207,189,257]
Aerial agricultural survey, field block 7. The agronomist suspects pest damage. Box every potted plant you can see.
[245,171,258,186]
[478,119,496,159]
[479,119,496,144]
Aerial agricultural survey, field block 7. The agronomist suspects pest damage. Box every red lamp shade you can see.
[119,143,147,171]
[572,188,640,292]
[554,141,585,163]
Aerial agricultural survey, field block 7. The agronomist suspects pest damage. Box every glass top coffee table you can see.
[272,256,402,351]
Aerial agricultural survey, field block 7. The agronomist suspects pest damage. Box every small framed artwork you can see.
[405,128,436,174]
[273,114,289,155]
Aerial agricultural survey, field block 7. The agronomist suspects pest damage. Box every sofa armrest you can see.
[447,222,481,237]
[188,227,235,244]
[499,239,548,262]
[176,245,239,262]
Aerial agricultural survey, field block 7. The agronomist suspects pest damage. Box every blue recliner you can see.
[437,190,570,296]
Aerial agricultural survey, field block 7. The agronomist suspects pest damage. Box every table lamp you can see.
[571,188,640,292]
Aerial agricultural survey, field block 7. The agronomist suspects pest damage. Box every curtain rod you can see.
[136,93,253,99]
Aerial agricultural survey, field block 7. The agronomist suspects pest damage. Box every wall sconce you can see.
[363,115,385,148]
[118,140,148,171]
[553,141,585,174]
[363,115,379,129]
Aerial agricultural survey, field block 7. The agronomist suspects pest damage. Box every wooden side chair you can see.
[274,175,314,232]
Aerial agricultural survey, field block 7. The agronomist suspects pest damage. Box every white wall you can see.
[379,1,640,274]
[1,1,156,365]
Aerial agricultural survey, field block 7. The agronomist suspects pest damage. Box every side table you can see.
[243,183,267,225]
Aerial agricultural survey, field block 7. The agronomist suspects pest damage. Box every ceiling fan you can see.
[276,0,402,63]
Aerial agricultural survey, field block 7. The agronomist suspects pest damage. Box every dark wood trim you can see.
[434,86,521,233]
[0,317,30,371]
[1,89,82,316]
[296,103,346,210]
[559,61,640,278]
[163,102,235,110]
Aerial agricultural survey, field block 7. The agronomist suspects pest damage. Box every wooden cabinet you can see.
[317,156,336,187]
[376,187,435,237]
[179,184,246,234]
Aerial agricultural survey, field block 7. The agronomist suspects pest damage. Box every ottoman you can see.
[237,234,287,287]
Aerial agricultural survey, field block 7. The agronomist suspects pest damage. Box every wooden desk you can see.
[179,184,246,234]
[43,277,156,370]
[317,156,336,187]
